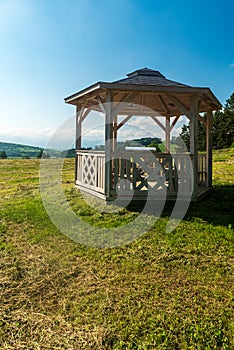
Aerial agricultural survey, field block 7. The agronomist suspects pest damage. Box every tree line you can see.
[178,92,234,151]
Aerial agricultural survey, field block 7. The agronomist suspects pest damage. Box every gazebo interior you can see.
[65,68,222,201]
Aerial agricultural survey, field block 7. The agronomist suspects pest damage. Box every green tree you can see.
[148,139,161,152]
[37,150,43,159]
[37,150,50,159]
[0,151,7,159]
[176,92,234,151]
[213,94,234,149]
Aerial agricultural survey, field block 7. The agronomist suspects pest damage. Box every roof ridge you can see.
[127,68,166,78]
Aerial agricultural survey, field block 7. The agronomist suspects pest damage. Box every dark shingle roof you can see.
[113,67,191,88]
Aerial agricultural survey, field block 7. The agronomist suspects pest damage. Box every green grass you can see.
[0,150,233,349]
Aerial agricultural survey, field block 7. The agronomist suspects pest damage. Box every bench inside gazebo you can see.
[65,68,222,201]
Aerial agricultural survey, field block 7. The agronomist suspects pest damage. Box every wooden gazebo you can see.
[65,68,222,201]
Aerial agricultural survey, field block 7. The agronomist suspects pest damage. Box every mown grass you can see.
[0,149,233,349]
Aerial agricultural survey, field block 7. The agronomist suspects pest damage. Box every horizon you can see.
[0,0,233,148]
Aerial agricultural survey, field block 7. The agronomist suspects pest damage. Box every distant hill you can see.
[0,142,74,158]
[0,142,43,158]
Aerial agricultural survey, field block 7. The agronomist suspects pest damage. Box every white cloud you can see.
[0,125,55,148]
[230,63,234,68]
[0,125,75,150]
[0,115,189,150]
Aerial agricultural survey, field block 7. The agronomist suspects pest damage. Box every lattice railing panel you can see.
[76,151,105,193]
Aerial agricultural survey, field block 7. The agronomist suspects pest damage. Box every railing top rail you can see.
[76,150,105,155]
[113,151,194,157]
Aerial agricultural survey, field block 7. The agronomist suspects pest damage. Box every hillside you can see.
[0,141,74,158]
[0,141,43,158]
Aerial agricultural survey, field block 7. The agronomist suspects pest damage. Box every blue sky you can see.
[0,0,234,148]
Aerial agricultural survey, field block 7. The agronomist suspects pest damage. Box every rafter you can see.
[150,116,166,131]
[112,93,138,116]
[157,94,170,115]
[170,116,180,131]
[96,95,106,113]
[80,107,92,122]
[198,114,207,127]
[167,95,192,119]
[116,115,133,130]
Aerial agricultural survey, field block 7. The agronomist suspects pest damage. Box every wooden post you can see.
[75,105,82,183]
[165,116,170,153]
[190,95,199,198]
[113,114,117,152]
[206,109,213,187]
[104,91,113,198]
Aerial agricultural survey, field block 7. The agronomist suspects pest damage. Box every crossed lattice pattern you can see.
[132,154,168,191]
[82,154,96,186]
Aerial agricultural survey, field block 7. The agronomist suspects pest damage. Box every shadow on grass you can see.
[184,185,234,228]
[126,185,234,229]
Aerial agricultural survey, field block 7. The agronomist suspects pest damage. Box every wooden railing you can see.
[76,150,207,197]
[112,151,195,196]
[76,151,105,194]
[198,154,207,184]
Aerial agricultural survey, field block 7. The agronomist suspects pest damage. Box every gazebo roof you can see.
[65,68,222,114]
[114,68,190,88]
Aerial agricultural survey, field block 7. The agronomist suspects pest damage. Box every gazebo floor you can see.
[75,183,212,203]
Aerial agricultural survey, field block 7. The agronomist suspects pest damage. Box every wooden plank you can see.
[150,116,166,131]
[113,115,118,151]
[167,157,173,193]
[198,114,207,127]
[173,157,179,192]
[167,94,192,119]
[80,107,92,122]
[157,94,170,114]
[206,109,212,187]
[76,183,106,197]
[112,93,138,116]
[104,91,113,197]
[170,116,180,131]
[116,114,133,130]
[75,106,82,183]
[76,106,82,150]
[190,95,199,198]
[96,96,106,113]
[165,116,170,153]
[180,157,185,191]
[113,157,119,192]
[126,159,131,190]
[132,160,137,190]
[120,158,125,190]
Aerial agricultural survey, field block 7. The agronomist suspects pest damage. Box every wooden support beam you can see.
[76,106,84,150]
[157,94,170,115]
[75,105,83,183]
[165,116,170,153]
[190,95,199,198]
[198,114,207,127]
[116,115,133,130]
[167,95,192,119]
[150,116,166,132]
[206,109,213,187]
[112,92,138,116]
[113,115,118,152]
[80,107,92,122]
[104,91,113,197]
[170,116,180,131]
[96,96,106,114]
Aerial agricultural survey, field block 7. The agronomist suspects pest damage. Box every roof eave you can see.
[65,82,222,110]
[64,82,104,104]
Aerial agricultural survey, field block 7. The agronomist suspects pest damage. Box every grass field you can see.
[0,149,233,349]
